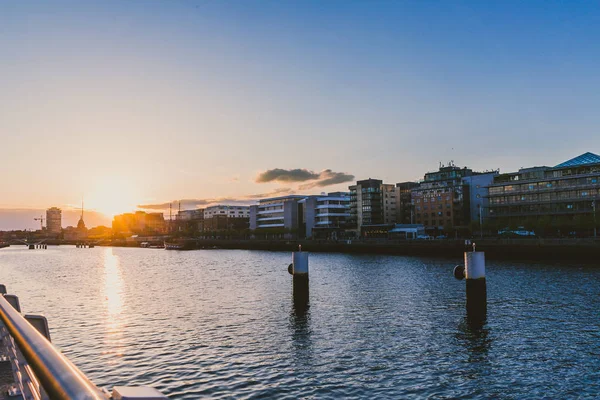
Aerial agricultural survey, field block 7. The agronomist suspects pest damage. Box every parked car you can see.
[416,235,433,240]
[498,227,535,237]
[436,235,448,239]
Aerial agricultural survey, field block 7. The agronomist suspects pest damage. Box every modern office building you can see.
[395,182,419,224]
[349,179,396,235]
[175,209,205,232]
[412,163,497,234]
[202,205,249,232]
[249,195,306,233]
[300,192,351,239]
[462,172,499,226]
[487,152,600,231]
[176,209,202,220]
[46,207,62,235]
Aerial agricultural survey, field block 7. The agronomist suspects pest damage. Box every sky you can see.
[1,0,600,229]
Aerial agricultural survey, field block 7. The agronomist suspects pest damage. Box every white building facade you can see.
[301,192,351,238]
[249,195,306,231]
[204,205,250,219]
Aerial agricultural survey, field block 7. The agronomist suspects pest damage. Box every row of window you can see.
[417,204,452,211]
[490,189,599,204]
[489,177,600,195]
[415,196,452,204]
[416,211,452,218]
[489,202,594,215]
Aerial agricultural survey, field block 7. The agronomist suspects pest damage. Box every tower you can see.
[77,198,86,230]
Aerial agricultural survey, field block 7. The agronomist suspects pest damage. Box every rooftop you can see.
[554,152,600,168]
[257,195,307,203]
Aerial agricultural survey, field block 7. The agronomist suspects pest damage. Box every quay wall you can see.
[4,239,599,261]
[173,238,600,262]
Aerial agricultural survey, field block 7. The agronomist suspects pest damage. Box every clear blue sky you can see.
[1,0,600,228]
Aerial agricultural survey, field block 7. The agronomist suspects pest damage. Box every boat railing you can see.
[0,285,166,399]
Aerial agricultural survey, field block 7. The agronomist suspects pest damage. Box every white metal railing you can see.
[0,288,167,399]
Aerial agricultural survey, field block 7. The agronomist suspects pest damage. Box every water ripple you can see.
[0,247,599,398]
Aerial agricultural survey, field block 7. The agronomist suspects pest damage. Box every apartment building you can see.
[300,192,351,238]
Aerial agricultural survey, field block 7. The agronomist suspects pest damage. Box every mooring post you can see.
[465,248,486,321]
[292,247,308,277]
[288,246,309,310]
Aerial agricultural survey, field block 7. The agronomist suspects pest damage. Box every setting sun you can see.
[86,176,142,217]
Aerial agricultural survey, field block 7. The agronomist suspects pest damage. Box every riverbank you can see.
[4,238,599,261]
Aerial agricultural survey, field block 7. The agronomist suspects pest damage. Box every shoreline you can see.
[132,238,600,262]
[4,238,600,261]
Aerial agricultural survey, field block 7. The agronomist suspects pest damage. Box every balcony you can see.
[257,216,285,222]
[257,223,285,228]
[316,197,349,202]
[257,209,284,215]
[315,212,351,218]
[257,202,284,210]
[315,204,348,209]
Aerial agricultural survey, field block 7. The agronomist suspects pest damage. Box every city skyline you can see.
[2,1,600,228]
[1,149,597,231]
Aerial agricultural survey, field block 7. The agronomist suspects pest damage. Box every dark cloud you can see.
[137,188,295,210]
[255,168,319,183]
[299,169,355,190]
[256,168,355,189]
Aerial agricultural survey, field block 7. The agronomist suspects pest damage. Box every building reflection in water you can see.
[103,247,125,360]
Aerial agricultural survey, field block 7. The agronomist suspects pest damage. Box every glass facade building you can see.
[487,153,600,231]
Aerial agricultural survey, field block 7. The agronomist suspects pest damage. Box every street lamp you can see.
[478,203,483,239]
[593,199,597,239]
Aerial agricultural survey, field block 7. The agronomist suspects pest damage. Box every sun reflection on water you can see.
[103,247,124,359]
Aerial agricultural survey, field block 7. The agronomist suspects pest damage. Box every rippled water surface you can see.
[0,246,599,398]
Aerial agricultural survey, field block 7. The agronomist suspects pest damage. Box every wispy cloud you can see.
[244,187,294,199]
[256,168,355,188]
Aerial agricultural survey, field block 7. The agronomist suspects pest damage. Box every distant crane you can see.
[34,215,45,231]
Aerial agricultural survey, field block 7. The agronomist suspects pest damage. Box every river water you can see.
[0,246,598,398]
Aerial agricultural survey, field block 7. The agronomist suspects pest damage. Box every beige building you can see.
[46,207,62,235]
[349,179,397,235]
[382,183,397,224]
